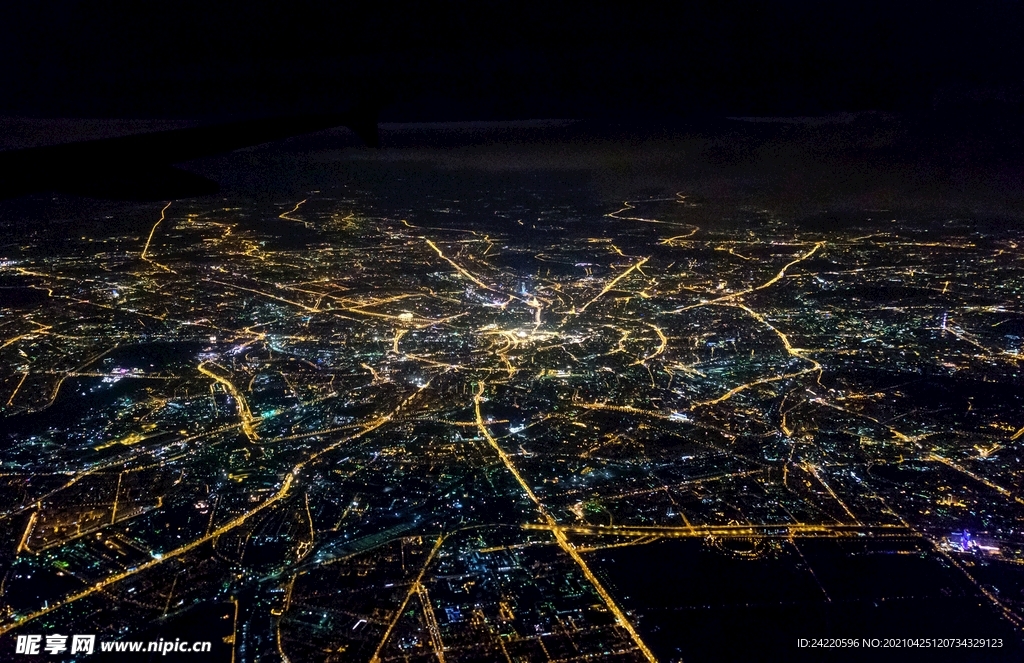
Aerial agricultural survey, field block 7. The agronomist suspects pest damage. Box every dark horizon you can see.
[2,2,1023,123]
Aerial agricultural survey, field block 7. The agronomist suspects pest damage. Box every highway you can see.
[522,523,916,540]
[197,361,261,441]
[0,381,435,637]
[473,380,658,663]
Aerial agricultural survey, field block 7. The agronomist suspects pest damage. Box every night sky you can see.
[2,1,1023,122]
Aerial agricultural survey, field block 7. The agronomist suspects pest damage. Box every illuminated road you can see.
[671,241,824,313]
[425,238,522,305]
[630,322,668,367]
[278,199,308,224]
[5,370,28,406]
[0,473,294,637]
[606,193,697,230]
[140,202,175,273]
[197,361,261,441]
[523,523,916,539]
[928,454,1024,505]
[575,257,649,313]
[0,382,434,636]
[474,380,658,663]
[370,534,445,663]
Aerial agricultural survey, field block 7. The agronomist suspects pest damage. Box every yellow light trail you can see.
[480,328,522,377]
[230,598,240,663]
[2,334,33,350]
[473,381,657,662]
[307,290,462,327]
[45,376,69,410]
[278,199,308,223]
[603,325,631,355]
[571,401,752,454]
[304,380,433,465]
[748,243,824,293]
[401,353,462,371]
[928,454,1024,505]
[110,471,123,525]
[0,473,294,637]
[574,536,663,554]
[361,363,384,383]
[1,385,432,635]
[658,228,700,245]
[801,462,860,524]
[283,573,296,612]
[0,424,242,522]
[141,202,172,261]
[207,280,322,313]
[715,245,755,261]
[524,523,913,539]
[6,371,29,406]
[425,239,510,299]
[417,583,447,663]
[1,319,52,352]
[198,361,260,441]
[332,293,413,308]
[630,323,668,366]
[692,368,816,407]
[690,303,822,407]
[582,470,762,504]
[45,371,172,380]
[140,202,174,272]
[605,198,697,229]
[409,417,508,427]
[342,306,429,324]
[392,328,407,354]
[673,242,823,313]
[298,491,315,561]
[15,511,36,555]
[370,534,445,663]
[576,257,649,313]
